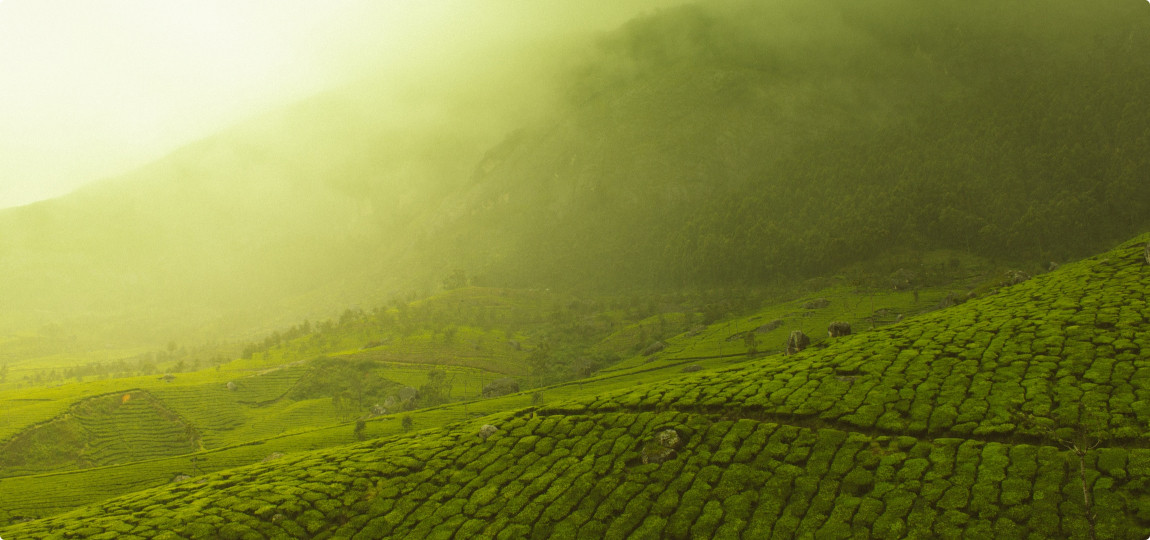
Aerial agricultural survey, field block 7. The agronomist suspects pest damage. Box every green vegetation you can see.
[0,0,1147,537]
[4,234,1150,538]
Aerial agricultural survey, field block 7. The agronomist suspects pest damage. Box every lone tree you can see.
[1015,402,1106,540]
[401,415,414,432]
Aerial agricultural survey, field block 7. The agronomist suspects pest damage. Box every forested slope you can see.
[419,0,1150,290]
[2,0,1147,346]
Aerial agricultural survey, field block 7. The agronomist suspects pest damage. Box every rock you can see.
[938,293,961,309]
[889,268,917,290]
[641,341,666,356]
[1005,270,1030,286]
[827,321,852,338]
[226,381,236,391]
[655,429,681,449]
[482,378,520,398]
[786,330,810,355]
[172,475,192,484]
[642,429,682,464]
[1145,242,1150,265]
[755,319,785,333]
[262,452,284,463]
[681,365,702,373]
[395,386,419,403]
[478,424,498,441]
[802,298,830,309]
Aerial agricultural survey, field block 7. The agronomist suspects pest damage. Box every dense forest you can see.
[415,0,1150,290]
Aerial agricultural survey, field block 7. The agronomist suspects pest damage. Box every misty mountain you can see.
[420,0,1150,289]
[1,0,1147,343]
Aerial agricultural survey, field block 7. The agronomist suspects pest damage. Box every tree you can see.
[354,419,367,440]
[418,369,452,407]
[528,340,552,387]
[743,331,757,356]
[1015,403,1105,540]
[401,415,414,432]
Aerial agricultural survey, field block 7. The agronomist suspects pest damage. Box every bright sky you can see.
[0,1,679,209]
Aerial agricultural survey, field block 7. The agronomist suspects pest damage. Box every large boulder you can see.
[1005,270,1030,286]
[482,378,520,398]
[641,429,682,464]
[827,321,851,338]
[786,330,810,355]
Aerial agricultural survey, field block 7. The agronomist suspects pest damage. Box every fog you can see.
[0,0,683,209]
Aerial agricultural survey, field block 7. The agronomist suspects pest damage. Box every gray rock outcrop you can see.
[786,330,810,355]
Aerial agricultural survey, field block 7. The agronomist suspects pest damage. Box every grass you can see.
[3,234,1149,537]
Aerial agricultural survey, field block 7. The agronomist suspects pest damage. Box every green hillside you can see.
[1,0,1147,349]
[6,235,1148,538]
[408,0,1150,290]
[0,0,1147,537]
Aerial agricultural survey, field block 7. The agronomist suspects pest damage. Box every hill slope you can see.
[1,0,1148,348]
[7,234,1149,539]
[408,0,1150,290]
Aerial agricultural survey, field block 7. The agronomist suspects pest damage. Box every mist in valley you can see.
[1,1,1150,537]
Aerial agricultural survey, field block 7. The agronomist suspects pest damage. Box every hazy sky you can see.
[0,0,679,209]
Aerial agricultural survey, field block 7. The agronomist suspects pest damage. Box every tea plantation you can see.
[4,235,1148,538]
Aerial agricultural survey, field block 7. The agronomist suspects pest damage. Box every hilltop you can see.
[6,235,1148,538]
[1,0,1147,349]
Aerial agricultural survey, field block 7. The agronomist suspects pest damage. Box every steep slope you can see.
[8,234,1149,539]
[414,0,1150,290]
[3,0,1148,347]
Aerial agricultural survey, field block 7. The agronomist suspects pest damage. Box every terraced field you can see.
[5,235,1148,539]
[0,391,197,476]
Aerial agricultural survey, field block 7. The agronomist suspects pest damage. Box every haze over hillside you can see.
[2,1,1150,538]
[1,0,1147,347]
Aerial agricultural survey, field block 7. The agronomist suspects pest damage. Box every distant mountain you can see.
[1,0,1147,343]
[0,89,499,343]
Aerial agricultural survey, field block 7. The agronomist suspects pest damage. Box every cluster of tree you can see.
[289,357,397,416]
